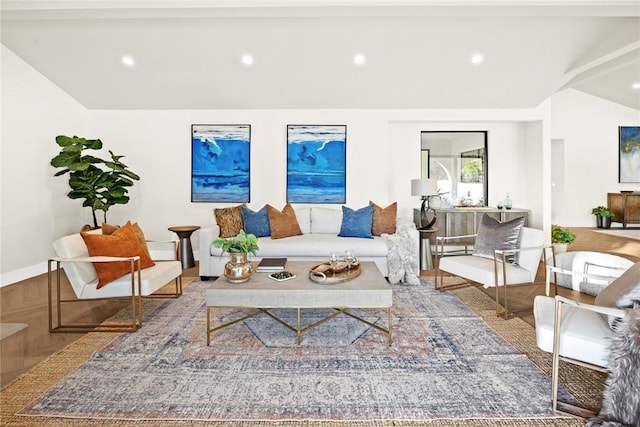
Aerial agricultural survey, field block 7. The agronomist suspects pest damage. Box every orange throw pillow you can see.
[101,222,119,235]
[370,201,397,235]
[102,221,153,261]
[267,204,303,239]
[81,224,155,289]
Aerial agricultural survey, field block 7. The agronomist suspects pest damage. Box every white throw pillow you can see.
[294,207,311,234]
[310,207,342,234]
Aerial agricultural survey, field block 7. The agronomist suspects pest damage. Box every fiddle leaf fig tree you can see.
[51,135,140,229]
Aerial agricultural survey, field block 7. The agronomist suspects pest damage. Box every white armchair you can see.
[435,224,549,318]
[48,229,183,333]
[534,263,640,418]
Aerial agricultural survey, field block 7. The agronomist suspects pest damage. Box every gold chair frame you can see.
[48,256,182,333]
[547,294,627,418]
[435,233,553,319]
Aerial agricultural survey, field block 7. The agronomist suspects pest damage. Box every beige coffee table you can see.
[205,261,393,345]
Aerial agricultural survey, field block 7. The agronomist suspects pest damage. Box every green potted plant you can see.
[50,135,140,229]
[212,230,259,283]
[212,230,259,255]
[551,224,576,254]
[591,206,613,229]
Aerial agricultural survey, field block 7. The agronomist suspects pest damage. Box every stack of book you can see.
[256,257,287,273]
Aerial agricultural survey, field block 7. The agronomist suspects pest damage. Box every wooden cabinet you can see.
[608,192,640,228]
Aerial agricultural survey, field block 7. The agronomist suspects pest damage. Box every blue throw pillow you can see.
[241,206,271,238]
[338,205,374,239]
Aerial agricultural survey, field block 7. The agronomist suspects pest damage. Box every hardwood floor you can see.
[1,227,638,389]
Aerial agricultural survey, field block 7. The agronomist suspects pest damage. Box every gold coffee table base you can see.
[206,305,393,346]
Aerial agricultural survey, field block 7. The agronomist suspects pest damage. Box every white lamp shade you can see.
[411,178,438,197]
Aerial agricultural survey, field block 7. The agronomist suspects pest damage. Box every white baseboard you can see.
[0,262,48,288]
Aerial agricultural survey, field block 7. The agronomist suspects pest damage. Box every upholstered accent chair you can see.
[534,262,640,418]
[48,229,183,333]
[435,215,549,318]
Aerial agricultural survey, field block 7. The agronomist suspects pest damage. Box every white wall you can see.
[1,45,88,286]
[87,110,548,253]
[550,89,640,226]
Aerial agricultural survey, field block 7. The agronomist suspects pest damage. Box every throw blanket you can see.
[382,219,420,286]
[586,307,640,427]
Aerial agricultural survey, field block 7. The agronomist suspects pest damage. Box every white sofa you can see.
[198,206,419,279]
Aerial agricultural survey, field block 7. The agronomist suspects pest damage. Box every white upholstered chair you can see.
[534,262,640,417]
[48,229,183,333]
[435,216,549,318]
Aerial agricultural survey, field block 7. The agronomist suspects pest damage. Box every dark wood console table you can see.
[608,192,640,228]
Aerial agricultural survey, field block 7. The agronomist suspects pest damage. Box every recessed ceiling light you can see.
[353,54,366,66]
[633,82,640,90]
[241,54,254,66]
[121,55,135,67]
[470,54,484,65]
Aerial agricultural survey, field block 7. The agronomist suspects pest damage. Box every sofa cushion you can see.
[473,214,525,264]
[295,207,312,234]
[311,207,342,234]
[370,201,397,235]
[267,204,303,239]
[339,205,374,239]
[214,205,244,238]
[241,205,271,237]
[81,224,155,289]
[254,234,389,258]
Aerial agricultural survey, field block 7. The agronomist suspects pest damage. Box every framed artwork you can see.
[191,124,250,202]
[619,126,640,183]
[287,125,346,203]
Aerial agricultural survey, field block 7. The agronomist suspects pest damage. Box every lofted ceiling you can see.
[1,0,639,110]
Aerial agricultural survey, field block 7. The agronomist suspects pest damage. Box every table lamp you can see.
[411,178,438,229]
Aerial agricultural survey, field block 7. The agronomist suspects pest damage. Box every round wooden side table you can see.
[168,225,201,269]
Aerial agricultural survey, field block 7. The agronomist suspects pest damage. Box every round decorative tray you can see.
[309,261,361,284]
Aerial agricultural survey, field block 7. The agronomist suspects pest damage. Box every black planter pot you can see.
[596,216,612,229]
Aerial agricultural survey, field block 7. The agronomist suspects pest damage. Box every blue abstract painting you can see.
[287,125,346,203]
[191,124,250,202]
[619,126,640,183]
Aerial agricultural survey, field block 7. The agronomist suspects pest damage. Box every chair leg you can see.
[550,299,604,418]
[47,261,178,333]
[146,274,183,298]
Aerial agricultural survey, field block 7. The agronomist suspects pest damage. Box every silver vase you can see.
[224,252,253,283]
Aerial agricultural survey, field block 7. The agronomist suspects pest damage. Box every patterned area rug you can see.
[17,279,575,422]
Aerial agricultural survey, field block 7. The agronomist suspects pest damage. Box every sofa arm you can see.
[199,228,215,261]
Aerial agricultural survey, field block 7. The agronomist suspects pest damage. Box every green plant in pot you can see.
[212,230,259,255]
[50,135,140,229]
[591,206,613,229]
[212,230,259,283]
[551,224,576,254]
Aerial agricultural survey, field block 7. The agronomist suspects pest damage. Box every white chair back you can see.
[518,227,545,275]
[52,230,100,297]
